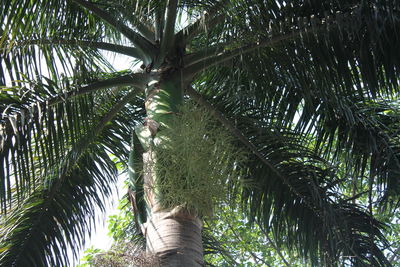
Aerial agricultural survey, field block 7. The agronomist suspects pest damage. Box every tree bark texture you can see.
[144,208,204,266]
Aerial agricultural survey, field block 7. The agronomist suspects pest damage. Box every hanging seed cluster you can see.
[152,103,245,216]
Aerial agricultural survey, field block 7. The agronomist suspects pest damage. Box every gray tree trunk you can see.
[144,208,204,266]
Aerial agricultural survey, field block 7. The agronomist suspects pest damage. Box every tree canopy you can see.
[1,0,400,266]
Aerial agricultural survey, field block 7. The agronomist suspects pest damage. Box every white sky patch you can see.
[103,51,137,71]
[79,174,126,257]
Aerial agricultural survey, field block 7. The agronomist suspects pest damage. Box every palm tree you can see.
[1,0,400,266]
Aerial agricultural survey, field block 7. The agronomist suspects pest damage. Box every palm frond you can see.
[0,82,144,266]
[185,0,400,96]
[239,123,390,266]
[0,0,131,85]
[0,79,95,211]
[0,0,123,45]
[190,84,392,266]
[307,99,400,208]
[0,147,117,266]
[192,35,400,206]
[0,72,145,211]
[186,4,400,264]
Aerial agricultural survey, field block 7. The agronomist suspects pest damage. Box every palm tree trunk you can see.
[141,76,204,266]
[145,208,204,266]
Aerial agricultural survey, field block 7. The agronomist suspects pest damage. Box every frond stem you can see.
[176,0,230,45]
[156,0,178,67]
[47,73,148,106]
[183,45,224,67]
[183,29,305,79]
[93,89,140,134]
[133,21,155,43]
[5,39,142,59]
[72,0,156,60]
[155,3,166,41]
[120,9,155,43]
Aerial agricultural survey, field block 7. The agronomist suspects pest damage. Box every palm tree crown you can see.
[1,0,400,266]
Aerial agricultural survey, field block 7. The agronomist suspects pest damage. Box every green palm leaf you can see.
[191,82,393,265]
[2,0,400,266]
[0,72,144,210]
[0,78,144,265]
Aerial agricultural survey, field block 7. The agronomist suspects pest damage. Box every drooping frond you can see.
[0,77,98,211]
[0,0,124,84]
[0,72,146,211]
[184,0,400,93]
[0,146,118,266]
[0,76,145,265]
[238,123,389,266]
[191,77,394,266]
[184,4,400,263]
[193,39,400,208]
